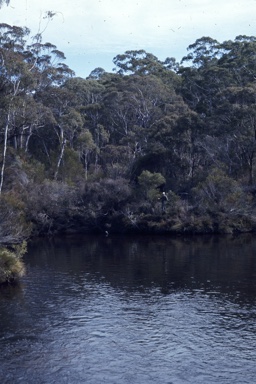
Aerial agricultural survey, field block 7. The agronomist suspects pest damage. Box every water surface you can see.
[0,234,256,383]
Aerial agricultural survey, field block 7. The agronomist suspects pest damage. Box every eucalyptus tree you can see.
[143,96,206,191]
[113,49,180,88]
[20,34,74,180]
[76,129,96,180]
[87,67,106,80]
[113,50,163,75]
[0,24,34,192]
[0,23,74,190]
[64,77,108,175]
[180,35,256,114]
[179,37,223,114]
[113,49,180,75]
[101,72,176,181]
[103,73,174,143]
[112,40,224,190]
[210,84,256,184]
[100,67,201,189]
[180,35,256,186]
[37,85,83,180]
[218,35,256,86]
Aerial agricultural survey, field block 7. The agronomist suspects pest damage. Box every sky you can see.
[1,0,256,78]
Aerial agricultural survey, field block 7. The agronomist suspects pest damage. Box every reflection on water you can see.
[0,234,256,383]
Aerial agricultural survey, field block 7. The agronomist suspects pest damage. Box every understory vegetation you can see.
[1,24,256,282]
[0,241,26,284]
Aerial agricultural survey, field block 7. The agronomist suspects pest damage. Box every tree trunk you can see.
[54,138,67,180]
[25,126,33,153]
[0,111,10,194]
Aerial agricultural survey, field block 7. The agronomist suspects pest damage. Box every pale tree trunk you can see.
[54,138,67,180]
[25,126,33,153]
[0,78,21,193]
[0,111,10,194]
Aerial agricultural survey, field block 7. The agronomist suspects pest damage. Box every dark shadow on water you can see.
[1,234,256,384]
[23,233,256,306]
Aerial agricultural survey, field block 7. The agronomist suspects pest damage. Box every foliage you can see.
[192,168,250,216]
[0,192,31,243]
[1,27,256,235]
[0,241,26,284]
[138,170,166,199]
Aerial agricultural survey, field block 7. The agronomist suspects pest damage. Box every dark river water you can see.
[0,234,256,384]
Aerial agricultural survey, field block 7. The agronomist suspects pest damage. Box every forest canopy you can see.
[1,24,256,240]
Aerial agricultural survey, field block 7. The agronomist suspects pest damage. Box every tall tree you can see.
[0,24,32,193]
[64,77,108,174]
[0,24,73,190]
[211,84,256,184]
[113,49,180,87]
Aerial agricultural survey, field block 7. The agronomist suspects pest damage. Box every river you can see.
[0,234,256,383]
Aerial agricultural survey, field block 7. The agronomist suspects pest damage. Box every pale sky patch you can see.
[1,0,256,77]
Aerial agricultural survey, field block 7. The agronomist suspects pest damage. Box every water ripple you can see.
[1,235,256,384]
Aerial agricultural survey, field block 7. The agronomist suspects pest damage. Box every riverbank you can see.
[0,243,26,285]
[29,208,256,237]
[1,177,256,286]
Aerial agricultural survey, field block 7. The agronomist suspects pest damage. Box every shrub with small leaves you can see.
[0,242,26,284]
